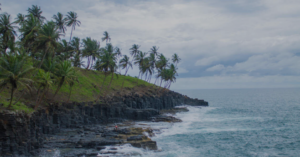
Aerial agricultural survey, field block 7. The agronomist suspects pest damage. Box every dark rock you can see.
[127,135,144,141]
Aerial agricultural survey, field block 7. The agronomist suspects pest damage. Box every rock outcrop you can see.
[0,90,208,156]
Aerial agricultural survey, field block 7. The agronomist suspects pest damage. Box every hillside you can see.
[0,68,161,113]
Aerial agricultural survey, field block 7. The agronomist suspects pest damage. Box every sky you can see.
[2,0,300,89]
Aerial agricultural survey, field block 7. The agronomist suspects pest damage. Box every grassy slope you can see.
[0,68,156,113]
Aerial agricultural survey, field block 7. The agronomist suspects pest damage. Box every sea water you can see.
[48,88,300,157]
[149,88,300,157]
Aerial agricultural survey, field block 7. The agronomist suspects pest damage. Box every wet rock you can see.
[127,135,144,141]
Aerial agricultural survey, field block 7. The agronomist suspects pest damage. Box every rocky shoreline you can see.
[0,91,208,156]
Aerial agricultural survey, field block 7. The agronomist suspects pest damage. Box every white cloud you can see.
[177,68,189,74]
[206,64,225,72]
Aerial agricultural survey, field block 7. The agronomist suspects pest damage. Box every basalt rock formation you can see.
[0,90,208,156]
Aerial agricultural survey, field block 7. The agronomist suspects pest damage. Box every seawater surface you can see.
[48,88,300,157]
[148,88,300,157]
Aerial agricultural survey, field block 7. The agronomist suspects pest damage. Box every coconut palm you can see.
[82,37,100,69]
[129,44,141,60]
[34,69,53,109]
[101,31,111,43]
[27,5,45,22]
[155,54,169,86]
[134,51,147,84]
[35,21,62,68]
[19,14,40,50]
[14,13,26,25]
[119,55,132,89]
[52,60,77,99]
[172,53,181,67]
[96,44,118,97]
[65,11,81,42]
[52,12,67,33]
[73,54,85,68]
[147,53,156,82]
[57,39,73,60]
[0,53,34,108]
[149,46,159,56]
[70,37,81,56]
[0,13,18,56]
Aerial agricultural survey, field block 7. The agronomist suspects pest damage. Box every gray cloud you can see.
[2,0,300,89]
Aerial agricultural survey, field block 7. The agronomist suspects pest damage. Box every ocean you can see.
[146,88,300,157]
[49,88,300,157]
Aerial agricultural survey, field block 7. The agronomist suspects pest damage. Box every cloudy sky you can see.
[3,0,300,89]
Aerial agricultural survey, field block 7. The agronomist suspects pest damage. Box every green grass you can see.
[0,68,156,112]
[55,68,154,102]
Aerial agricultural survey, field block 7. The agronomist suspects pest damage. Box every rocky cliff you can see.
[0,91,208,156]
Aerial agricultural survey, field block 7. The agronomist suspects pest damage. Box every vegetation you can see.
[0,5,181,112]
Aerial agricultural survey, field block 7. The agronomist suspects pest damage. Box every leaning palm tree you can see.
[172,53,181,67]
[101,31,111,43]
[14,13,26,25]
[149,46,159,56]
[52,60,77,99]
[96,44,118,98]
[19,14,41,50]
[34,69,53,110]
[129,44,141,61]
[134,51,147,84]
[119,55,132,89]
[70,37,81,56]
[35,21,62,68]
[27,5,46,22]
[0,13,18,56]
[65,11,81,42]
[52,12,67,34]
[0,53,34,108]
[82,37,100,69]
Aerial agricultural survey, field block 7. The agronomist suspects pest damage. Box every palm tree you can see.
[52,60,77,99]
[73,54,85,68]
[14,13,26,25]
[0,13,18,56]
[35,21,62,68]
[57,39,73,60]
[34,69,53,109]
[172,53,181,67]
[129,44,141,61]
[52,12,67,34]
[101,31,111,43]
[70,37,81,56]
[19,14,40,50]
[147,53,156,82]
[155,54,169,86]
[65,11,81,43]
[27,5,46,22]
[119,55,132,89]
[82,37,100,69]
[96,44,118,97]
[149,46,159,56]
[0,53,34,108]
[134,51,147,84]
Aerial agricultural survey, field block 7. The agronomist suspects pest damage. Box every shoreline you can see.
[0,91,208,156]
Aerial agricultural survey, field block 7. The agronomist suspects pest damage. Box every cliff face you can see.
[0,91,208,156]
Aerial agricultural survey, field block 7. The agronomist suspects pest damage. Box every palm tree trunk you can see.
[52,85,62,100]
[107,73,114,90]
[52,78,64,100]
[86,56,90,69]
[96,74,108,101]
[89,58,94,70]
[35,87,42,108]
[36,88,48,110]
[159,79,163,87]
[121,68,129,90]
[13,89,26,106]
[8,88,15,109]
[69,27,74,43]
[67,86,73,102]
[136,72,140,85]
[38,49,48,69]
